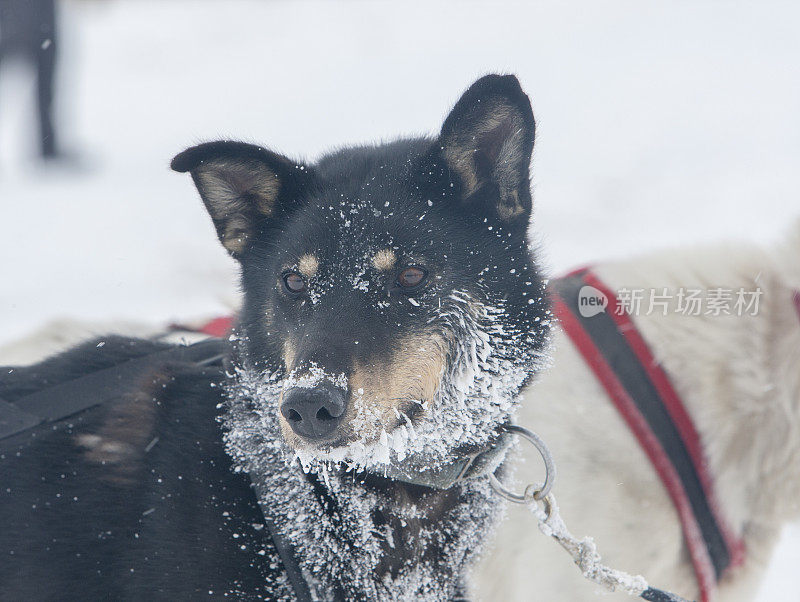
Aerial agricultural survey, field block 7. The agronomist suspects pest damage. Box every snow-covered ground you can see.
[1,1,798,598]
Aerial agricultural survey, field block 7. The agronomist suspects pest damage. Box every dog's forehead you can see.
[289,192,431,275]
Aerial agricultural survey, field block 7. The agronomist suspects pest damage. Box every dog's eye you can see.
[397,266,427,289]
[283,272,307,294]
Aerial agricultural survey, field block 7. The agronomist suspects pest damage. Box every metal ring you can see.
[489,424,556,503]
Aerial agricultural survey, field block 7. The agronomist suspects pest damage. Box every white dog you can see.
[475,223,800,601]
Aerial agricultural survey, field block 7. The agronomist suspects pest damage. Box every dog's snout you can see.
[280,383,347,440]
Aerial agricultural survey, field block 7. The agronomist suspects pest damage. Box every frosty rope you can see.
[530,493,690,601]
[490,426,692,602]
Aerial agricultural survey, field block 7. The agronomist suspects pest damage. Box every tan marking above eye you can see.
[298,254,319,277]
[372,249,397,272]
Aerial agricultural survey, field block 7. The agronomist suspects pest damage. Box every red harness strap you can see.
[552,268,745,602]
[170,316,234,338]
[196,316,235,338]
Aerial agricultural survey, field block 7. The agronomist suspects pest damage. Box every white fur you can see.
[474,223,800,601]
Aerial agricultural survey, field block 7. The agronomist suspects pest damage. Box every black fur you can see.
[1,338,284,600]
[0,74,550,600]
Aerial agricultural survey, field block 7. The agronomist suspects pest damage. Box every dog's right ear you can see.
[436,74,535,229]
[171,141,315,258]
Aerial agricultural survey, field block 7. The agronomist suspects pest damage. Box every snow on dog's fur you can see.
[191,73,552,599]
[475,221,800,601]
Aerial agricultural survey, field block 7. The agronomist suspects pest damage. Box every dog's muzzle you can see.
[280,382,347,440]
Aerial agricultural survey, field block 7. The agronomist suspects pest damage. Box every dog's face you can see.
[173,75,550,470]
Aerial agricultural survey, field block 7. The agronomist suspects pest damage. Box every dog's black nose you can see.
[280,383,347,440]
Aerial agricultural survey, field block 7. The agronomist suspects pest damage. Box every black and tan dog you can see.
[0,75,550,600]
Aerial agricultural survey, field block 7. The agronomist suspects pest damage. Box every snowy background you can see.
[0,1,798,598]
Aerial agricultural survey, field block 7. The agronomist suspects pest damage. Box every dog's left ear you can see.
[171,141,315,258]
[437,74,535,226]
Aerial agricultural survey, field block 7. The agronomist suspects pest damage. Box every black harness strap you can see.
[249,474,315,602]
[0,396,41,441]
[1,339,227,442]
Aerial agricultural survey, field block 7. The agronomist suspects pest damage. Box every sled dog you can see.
[0,74,552,600]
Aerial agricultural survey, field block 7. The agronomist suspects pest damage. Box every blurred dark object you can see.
[0,0,60,159]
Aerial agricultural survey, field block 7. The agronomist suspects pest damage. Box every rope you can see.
[528,493,692,602]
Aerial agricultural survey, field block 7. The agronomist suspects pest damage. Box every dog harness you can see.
[0,339,227,442]
[551,268,746,602]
